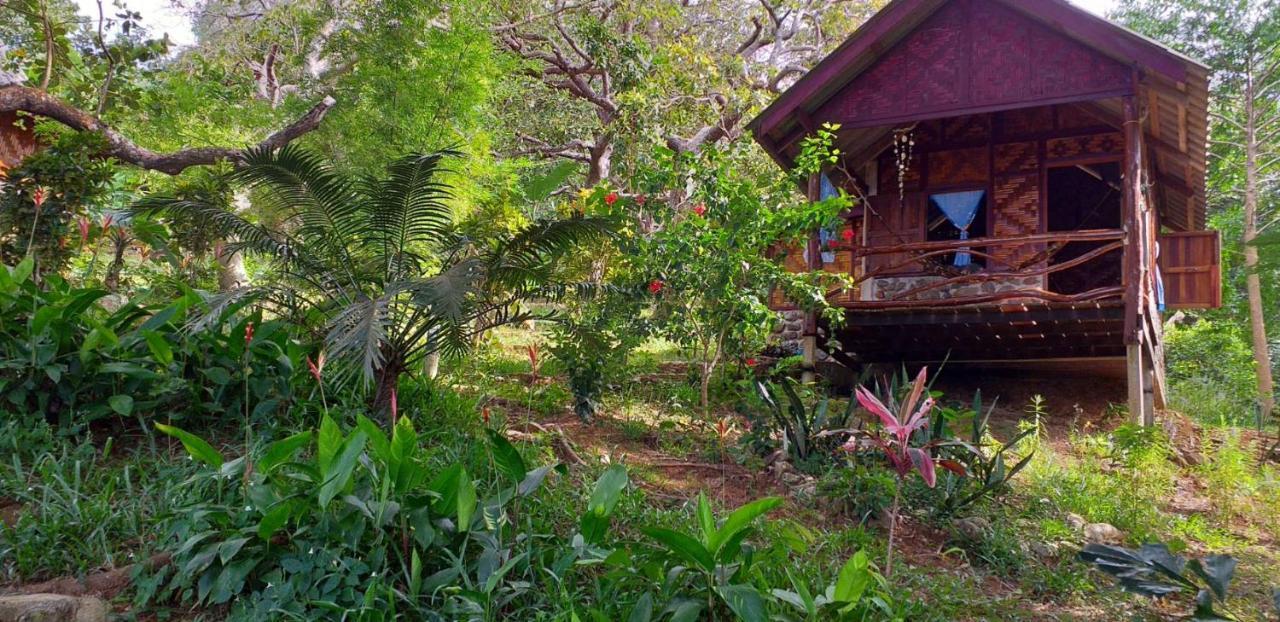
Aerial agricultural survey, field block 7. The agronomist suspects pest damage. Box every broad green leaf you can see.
[428,464,464,517]
[710,496,782,555]
[716,585,768,622]
[203,367,232,385]
[696,492,715,545]
[257,504,290,540]
[317,415,341,472]
[390,416,423,493]
[108,394,134,416]
[318,431,367,507]
[626,592,654,622]
[357,414,390,462]
[518,464,556,497]
[155,423,224,468]
[143,331,174,366]
[257,431,312,473]
[641,527,714,571]
[456,468,477,531]
[524,161,580,201]
[11,256,34,284]
[833,550,871,605]
[486,428,527,484]
[587,464,629,515]
[668,600,704,622]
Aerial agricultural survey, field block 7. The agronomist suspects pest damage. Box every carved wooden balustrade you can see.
[805,228,1129,309]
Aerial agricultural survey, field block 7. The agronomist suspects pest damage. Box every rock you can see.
[954,516,991,541]
[1083,522,1125,544]
[1066,513,1087,531]
[1029,541,1060,558]
[0,594,107,622]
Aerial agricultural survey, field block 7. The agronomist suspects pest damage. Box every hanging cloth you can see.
[930,191,985,267]
[814,174,841,263]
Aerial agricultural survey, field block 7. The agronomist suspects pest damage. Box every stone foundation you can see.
[868,275,1045,301]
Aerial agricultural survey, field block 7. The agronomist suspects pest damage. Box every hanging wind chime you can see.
[892,127,915,202]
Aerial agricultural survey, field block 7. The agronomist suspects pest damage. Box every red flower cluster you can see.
[306,351,326,382]
[244,322,255,346]
[841,227,856,243]
[648,279,664,294]
[692,203,707,217]
[745,357,758,367]
[604,192,619,205]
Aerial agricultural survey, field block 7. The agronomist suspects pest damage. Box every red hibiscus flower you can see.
[692,203,707,217]
[648,279,664,294]
[604,192,618,205]
[841,227,856,244]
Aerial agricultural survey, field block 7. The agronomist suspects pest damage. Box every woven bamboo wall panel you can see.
[1056,105,1100,130]
[823,250,858,304]
[928,148,988,186]
[994,142,1038,174]
[992,174,1041,268]
[0,111,37,174]
[1000,106,1054,138]
[1046,132,1123,161]
[942,115,990,143]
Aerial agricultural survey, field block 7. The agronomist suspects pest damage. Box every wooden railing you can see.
[819,228,1128,308]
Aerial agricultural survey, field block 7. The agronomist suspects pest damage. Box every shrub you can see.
[0,259,295,430]
[816,463,897,525]
[1165,320,1258,425]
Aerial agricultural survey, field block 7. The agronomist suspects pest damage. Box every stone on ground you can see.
[0,594,107,622]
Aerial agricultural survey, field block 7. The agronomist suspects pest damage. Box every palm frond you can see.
[130,194,298,261]
[368,151,458,274]
[396,257,486,323]
[184,286,270,333]
[233,145,364,271]
[326,295,390,384]
[485,215,616,290]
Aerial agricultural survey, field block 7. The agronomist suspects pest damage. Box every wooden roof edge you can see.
[749,0,1211,145]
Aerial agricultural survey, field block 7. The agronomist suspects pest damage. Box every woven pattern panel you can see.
[992,174,1041,268]
[0,112,37,172]
[878,152,923,196]
[1000,106,1054,138]
[1046,132,1123,161]
[994,142,1039,174]
[928,148,988,186]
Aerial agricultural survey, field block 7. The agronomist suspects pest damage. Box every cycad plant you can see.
[134,145,612,418]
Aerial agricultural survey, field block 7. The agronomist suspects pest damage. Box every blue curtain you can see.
[931,190,985,267]
[816,174,840,262]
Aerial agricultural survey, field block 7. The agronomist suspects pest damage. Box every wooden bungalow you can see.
[751,0,1220,425]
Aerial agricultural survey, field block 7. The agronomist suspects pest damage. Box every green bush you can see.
[1165,320,1259,425]
[0,259,297,430]
[817,463,897,525]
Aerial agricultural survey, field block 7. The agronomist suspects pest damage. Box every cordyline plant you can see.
[133,145,613,421]
[839,367,965,576]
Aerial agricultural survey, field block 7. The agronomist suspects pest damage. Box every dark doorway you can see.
[1047,162,1123,294]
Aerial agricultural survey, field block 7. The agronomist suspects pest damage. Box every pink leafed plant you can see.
[842,366,964,576]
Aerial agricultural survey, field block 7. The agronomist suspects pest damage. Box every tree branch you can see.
[0,85,336,175]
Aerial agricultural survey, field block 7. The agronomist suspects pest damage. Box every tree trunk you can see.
[216,246,248,291]
[586,132,613,186]
[423,352,440,380]
[103,236,127,292]
[372,360,404,428]
[1243,87,1275,419]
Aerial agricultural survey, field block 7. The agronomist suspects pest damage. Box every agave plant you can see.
[133,145,612,418]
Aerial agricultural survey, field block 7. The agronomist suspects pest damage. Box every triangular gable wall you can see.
[815,0,1133,128]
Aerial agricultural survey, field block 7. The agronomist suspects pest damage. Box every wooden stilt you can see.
[1127,343,1153,426]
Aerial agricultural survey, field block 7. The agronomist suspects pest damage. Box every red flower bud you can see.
[648,279,664,294]
[604,192,618,205]
[482,406,491,426]
[306,351,326,383]
[746,357,758,367]
[31,187,46,208]
[244,322,255,346]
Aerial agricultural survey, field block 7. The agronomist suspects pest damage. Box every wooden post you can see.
[1122,93,1153,426]
[802,173,821,384]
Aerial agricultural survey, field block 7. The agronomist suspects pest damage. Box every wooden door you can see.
[864,194,924,274]
[1158,231,1221,309]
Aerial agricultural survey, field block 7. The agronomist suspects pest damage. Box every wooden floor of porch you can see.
[820,300,1127,365]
